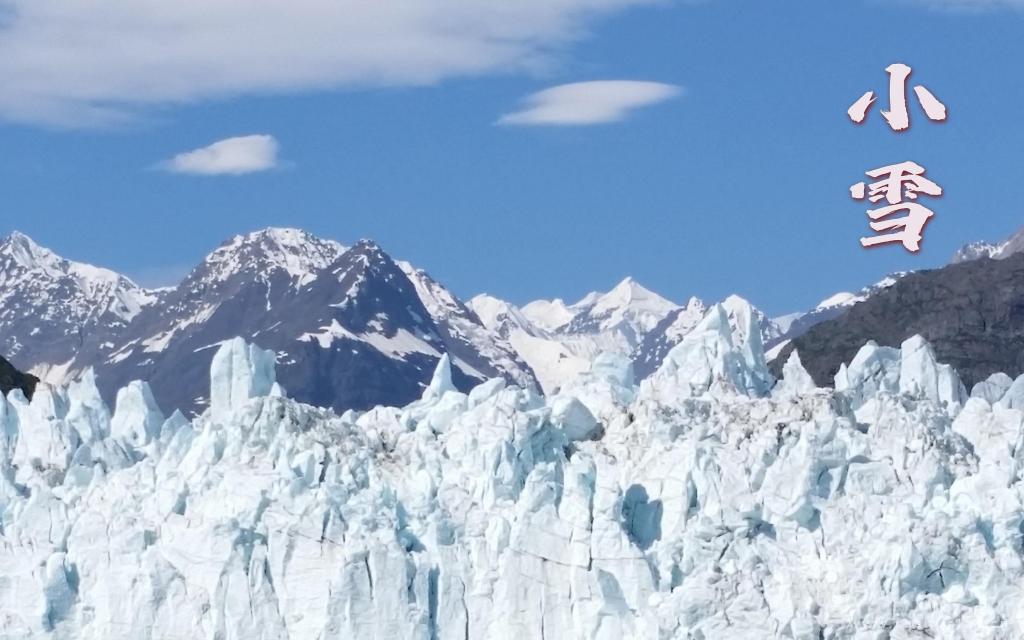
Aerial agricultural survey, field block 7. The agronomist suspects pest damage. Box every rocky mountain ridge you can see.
[2,229,794,412]
[0,229,535,415]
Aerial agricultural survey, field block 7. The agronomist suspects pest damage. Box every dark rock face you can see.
[0,355,37,399]
[73,234,532,415]
[771,253,1024,388]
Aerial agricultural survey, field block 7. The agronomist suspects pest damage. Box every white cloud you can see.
[162,135,280,176]
[497,81,682,126]
[0,0,662,127]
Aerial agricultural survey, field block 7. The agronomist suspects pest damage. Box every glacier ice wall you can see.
[1,310,1023,639]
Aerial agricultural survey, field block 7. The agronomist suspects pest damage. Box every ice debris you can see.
[1,318,1024,638]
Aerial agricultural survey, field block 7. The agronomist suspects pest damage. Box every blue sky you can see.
[1,0,1022,315]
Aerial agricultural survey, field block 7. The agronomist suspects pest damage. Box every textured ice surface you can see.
[1,309,1023,638]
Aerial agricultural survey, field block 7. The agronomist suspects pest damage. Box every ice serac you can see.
[634,294,782,381]
[971,372,1014,405]
[899,334,967,409]
[773,349,817,397]
[10,384,78,481]
[996,374,1024,410]
[832,335,968,419]
[834,341,901,408]
[550,352,636,430]
[209,337,276,417]
[110,380,165,447]
[66,369,110,443]
[422,352,455,401]
[641,304,773,402]
[5,335,1024,638]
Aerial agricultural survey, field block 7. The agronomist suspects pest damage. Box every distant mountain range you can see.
[0,229,797,414]
[470,279,793,393]
[8,223,1019,414]
[0,229,536,414]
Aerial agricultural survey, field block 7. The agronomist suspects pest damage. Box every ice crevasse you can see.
[1,305,1024,638]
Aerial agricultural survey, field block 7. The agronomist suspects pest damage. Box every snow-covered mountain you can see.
[0,232,156,383]
[0,226,922,415]
[471,278,688,394]
[474,284,783,393]
[951,224,1024,263]
[0,229,535,414]
[470,293,595,393]
[556,277,681,352]
[4,310,1022,637]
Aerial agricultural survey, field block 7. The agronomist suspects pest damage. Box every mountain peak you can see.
[229,227,345,254]
[0,233,155,375]
[4,230,34,245]
[202,227,346,283]
[591,277,675,311]
[1,230,61,271]
[951,225,1024,264]
[339,239,396,275]
[520,298,575,332]
[573,277,679,337]
[604,276,648,301]
[4,230,35,246]
[351,238,384,254]
[0,231,143,292]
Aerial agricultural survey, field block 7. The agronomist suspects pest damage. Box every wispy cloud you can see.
[161,135,280,176]
[0,0,662,127]
[498,81,682,126]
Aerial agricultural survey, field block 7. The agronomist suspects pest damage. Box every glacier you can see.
[1,305,1023,638]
